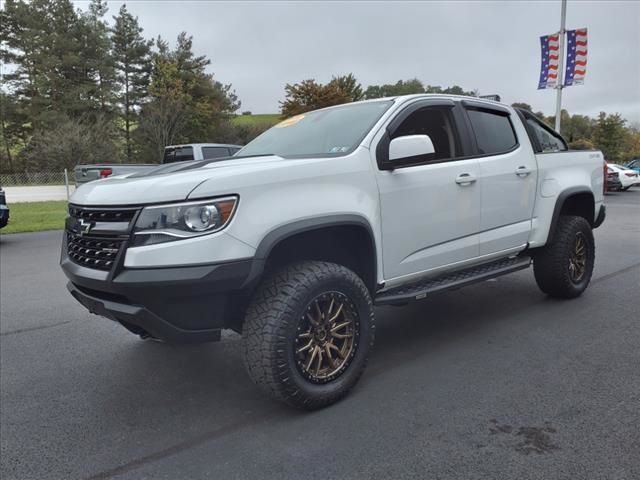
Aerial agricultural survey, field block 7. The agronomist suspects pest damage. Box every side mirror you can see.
[388,135,435,162]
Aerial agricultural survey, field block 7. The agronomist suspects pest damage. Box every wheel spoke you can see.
[315,349,323,376]
[328,303,344,324]
[306,312,318,326]
[324,344,337,368]
[305,345,319,371]
[314,300,323,322]
[331,320,350,332]
[324,297,335,323]
[332,331,353,339]
[296,339,314,354]
[327,341,345,359]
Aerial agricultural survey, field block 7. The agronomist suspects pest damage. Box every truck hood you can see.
[70,155,291,206]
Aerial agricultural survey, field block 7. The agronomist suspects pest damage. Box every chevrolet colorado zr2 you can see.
[61,95,606,409]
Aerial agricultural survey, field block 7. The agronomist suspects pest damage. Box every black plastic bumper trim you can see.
[594,204,606,228]
[61,256,254,343]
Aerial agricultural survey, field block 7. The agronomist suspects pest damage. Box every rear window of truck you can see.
[202,146,231,160]
[163,147,194,164]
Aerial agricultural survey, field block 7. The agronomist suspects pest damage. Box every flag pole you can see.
[554,0,567,133]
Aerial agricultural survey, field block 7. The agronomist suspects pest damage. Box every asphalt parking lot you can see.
[1,189,638,480]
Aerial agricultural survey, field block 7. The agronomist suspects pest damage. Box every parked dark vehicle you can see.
[0,187,9,229]
[606,166,623,192]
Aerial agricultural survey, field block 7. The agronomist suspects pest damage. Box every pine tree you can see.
[111,4,152,161]
[81,0,116,114]
[135,33,240,162]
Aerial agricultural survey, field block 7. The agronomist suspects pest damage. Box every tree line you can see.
[1,0,638,174]
[511,103,639,163]
[281,79,639,164]
[0,0,245,173]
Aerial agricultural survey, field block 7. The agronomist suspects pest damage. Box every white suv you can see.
[61,95,606,409]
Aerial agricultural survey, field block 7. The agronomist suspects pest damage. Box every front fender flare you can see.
[241,214,377,289]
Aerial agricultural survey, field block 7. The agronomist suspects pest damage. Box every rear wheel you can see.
[533,215,595,298]
[242,261,375,410]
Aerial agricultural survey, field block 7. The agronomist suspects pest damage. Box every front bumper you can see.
[0,205,9,228]
[62,254,258,343]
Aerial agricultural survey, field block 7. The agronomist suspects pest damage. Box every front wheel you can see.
[533,215,595,298]
[242,261,375,410]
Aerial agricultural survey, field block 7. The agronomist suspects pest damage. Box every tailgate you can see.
[75,166,105,185]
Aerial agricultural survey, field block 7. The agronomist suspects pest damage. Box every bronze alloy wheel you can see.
[568,232,587,283]
[294,292,360,384]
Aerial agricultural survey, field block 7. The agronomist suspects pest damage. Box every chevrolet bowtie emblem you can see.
[77,219,93,236]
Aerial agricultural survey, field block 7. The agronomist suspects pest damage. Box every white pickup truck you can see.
[73,143,242,185]
[61,95,606,409]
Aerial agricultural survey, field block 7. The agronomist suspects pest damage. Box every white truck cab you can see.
[62,95,605,409]
[163,143,243,163]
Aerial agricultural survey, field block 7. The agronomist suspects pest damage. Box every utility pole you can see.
[554,0,567,133]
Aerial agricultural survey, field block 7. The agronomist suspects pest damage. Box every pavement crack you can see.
[592,262,640,284]
[0,320,74,337]
[84,408,281,480]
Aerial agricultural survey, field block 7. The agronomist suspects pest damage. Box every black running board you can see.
[375,255,532,306]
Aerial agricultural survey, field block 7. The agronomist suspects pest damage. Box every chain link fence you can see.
[0,171,76,186]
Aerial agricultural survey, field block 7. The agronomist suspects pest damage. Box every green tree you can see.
[433,85,476,96]
[562,113,595,143]
[621,130,640,163]
[81,0,116,114]
[111,4,152,161]
[364,78,425,99]
[280,79,350,117]
[330,74,364,102]
[591,112,628,163]
[135,33,240,162]
[568,139,595,150]
[512,102,533,111]
[1,0,121,169]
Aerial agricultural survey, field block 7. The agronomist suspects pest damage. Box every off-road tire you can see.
[242,261,375,410]
[533,215,595,298]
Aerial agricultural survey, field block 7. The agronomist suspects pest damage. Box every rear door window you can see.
[202,147,231,160]
[466,109,518,155]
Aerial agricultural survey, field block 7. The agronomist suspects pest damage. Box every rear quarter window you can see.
[467,109,518,155]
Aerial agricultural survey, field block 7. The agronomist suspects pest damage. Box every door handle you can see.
[455,173,477,185]
[515,166,532,177]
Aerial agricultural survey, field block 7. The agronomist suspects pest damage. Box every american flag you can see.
[538,33,560,89]
[564,28,588,86]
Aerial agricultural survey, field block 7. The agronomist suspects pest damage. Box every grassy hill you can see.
[232,113,281,128]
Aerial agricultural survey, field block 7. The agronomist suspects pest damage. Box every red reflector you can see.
[624,173,636,177]
[99,168,113,178]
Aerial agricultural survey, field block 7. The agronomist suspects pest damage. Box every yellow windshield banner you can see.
[275,114,305,128]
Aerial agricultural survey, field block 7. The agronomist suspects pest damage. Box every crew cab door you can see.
[374,99,481,281]
[461,101,537,255]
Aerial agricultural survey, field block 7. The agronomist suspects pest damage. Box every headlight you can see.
[132,196,238,246]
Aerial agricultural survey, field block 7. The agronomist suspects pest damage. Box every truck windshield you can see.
[237,100,393,158]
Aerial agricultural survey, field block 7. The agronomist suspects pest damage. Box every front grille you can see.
[68,205,137,222]
[66,205,138,271]
[67,233,124,271]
